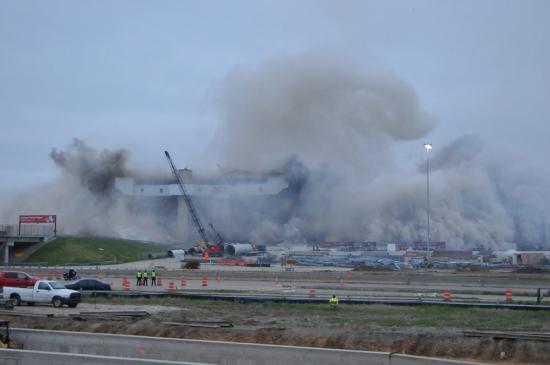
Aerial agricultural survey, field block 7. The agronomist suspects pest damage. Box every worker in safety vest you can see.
[329,295,339,309]
[142,270,148,286]
[151,270,157,286]
[136,271,142,286]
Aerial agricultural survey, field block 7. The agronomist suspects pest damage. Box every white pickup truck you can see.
[3,280,81,308]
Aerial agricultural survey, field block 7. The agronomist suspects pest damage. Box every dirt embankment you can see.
[4,302,550,365]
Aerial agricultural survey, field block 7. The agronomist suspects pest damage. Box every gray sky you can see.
[1,0,549,199]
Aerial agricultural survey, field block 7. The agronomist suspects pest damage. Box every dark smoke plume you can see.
[2,139,177,242]
[50,138,129,195]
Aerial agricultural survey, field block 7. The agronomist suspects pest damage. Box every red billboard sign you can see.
[19,215,57,224]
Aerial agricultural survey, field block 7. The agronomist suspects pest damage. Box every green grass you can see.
[80,297,550,331]
[24,236,166,265]
[325,305,549,330]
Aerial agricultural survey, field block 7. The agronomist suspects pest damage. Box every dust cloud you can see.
[1,138,178,242]
[2,54,550,249]
[206,54,550,249]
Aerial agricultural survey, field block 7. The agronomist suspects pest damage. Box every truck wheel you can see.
[10,294,21,306]
[52,297,63,308]
[68,303,77,308]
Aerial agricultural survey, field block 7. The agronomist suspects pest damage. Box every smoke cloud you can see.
[49,138,129,196]
[2,54,550,250]
[212,54,434,174]
[205,54,550,249]
[1,139,179,242]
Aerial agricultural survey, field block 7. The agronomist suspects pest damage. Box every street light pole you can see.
[423,143,432,262]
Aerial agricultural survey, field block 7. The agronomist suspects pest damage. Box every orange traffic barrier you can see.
[167,281,175,291]
[201,276,208,287]
[506,288,513,302]
[339,278,345,286]
[55,271,61,280]
[181,276,187,287]
[157,277,163,286]
[308,287,316,297]
[443,289,451,301]
[47,272,53,280]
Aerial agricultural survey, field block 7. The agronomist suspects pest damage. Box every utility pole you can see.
[423,143,433,263]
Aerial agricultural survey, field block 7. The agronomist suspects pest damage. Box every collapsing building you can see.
[114,169,290,243]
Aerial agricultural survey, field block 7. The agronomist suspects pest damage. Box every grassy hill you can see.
[24,236,167,265]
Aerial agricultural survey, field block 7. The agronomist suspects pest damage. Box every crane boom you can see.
[164,151,209,243]
[209,223,224,245]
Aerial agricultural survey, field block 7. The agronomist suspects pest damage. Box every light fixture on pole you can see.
[423,143,432,261]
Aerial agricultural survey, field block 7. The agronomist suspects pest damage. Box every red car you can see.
[0,271,37,288]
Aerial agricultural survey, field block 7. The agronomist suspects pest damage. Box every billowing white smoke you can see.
[3,54,550,249]
[207,54,550,249]
[212,54,434,174]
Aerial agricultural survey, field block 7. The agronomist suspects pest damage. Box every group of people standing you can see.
[136,270,157,286]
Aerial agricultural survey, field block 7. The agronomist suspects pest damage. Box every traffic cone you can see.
[443,289,451,301]
[506,288,513,302]
[38,271,44,279]
[167,281,175,291]
[308,287,316,297]
[201,276,208,287]
[157,277,163,286]
[55,271,61,280]
[181,275,187,287]
[47,271,52,280]
[339,278,345,286]
[347,271,353,277]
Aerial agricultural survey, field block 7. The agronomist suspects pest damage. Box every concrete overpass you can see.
[0,224,53,264]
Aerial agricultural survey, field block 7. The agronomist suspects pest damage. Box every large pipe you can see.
[225,243,253,256]
[166,249,186,259]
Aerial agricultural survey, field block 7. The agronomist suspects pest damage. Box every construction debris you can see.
[162,320,233,329]
[70,311,150,321]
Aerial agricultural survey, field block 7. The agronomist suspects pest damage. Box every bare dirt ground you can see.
[3,298,550,365]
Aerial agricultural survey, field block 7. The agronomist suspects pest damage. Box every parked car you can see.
[0,271,37,288]
[64,278,111,291]
[3,280,81,307]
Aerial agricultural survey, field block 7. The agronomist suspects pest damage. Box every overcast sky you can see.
[1,0,549,200]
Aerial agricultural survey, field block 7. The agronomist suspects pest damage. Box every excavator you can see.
[164,151,225,256]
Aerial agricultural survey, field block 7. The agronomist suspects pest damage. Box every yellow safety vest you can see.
[143,272,148,278]
[151,271,156,278]
[329,297,339,305]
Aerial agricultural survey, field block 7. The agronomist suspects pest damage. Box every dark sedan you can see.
[65,279,111,291]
